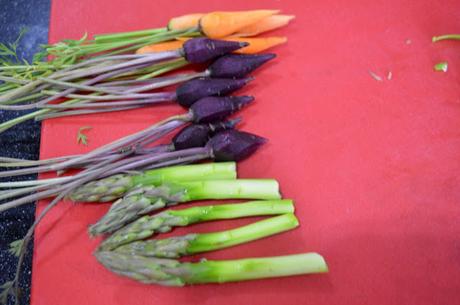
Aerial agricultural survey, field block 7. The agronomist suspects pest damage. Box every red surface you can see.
[32,1,460,304]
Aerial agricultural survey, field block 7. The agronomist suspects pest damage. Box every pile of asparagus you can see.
[73,163,328,286]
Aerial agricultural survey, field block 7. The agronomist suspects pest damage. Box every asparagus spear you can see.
[70,162,236,202]
[89,179,281,235]
[95,251,328,286]
[113,214,299,258]
[99,199,294,250]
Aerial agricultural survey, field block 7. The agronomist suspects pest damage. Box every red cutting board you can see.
[32,1,460,304]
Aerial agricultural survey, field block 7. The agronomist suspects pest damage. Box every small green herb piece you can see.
[77,126,92,146]
[8,239,24,257]
[434,62,448,72]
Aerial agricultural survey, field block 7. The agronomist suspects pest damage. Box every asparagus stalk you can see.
[71,162,236,202]
[88,179,281,234]
[95,251,328,286]
[113,214,299,258]
[99,199,294,249]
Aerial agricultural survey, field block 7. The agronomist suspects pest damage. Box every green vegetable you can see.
[434,61,448,72]
[99,199,294,250]
[114,214,299,258]
[89,179,281,235]
[95,251,328,286]
[70,162,236,202]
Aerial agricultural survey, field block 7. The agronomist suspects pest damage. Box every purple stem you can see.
[0,152,127,213]
[56,51,181,82]
[54,92,174,101]
[133,144,173,155]
[35,106,142,121]
[101,146,209,177]
[38,77,128,95]
[124,71,208,94]
[38,94,175,109]
[47,54,149,81]
[141,150,211,171]
[0,62,155,110]
[48,114,190,171]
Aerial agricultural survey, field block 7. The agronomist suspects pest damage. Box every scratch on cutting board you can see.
[368,70,383,82]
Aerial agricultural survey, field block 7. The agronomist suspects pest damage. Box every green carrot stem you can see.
[186,253,328,284]
[0,79,43,104]
[93,28,168,43]
[186,214,299,254]
[0,93,92,133]
[0,92,45,105]
[49,28,192,60]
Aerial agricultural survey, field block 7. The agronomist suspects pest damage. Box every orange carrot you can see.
[225,37,287,54]
[136,40,184,54]
[168,13,205,30]
[199,10,280,38]
[232,15,295,37]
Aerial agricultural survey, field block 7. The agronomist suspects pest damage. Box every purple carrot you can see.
[176,77,252,107]
[182,38,248,63]
[208,53,276,79]
[207,129,267,161]
[190,96,253,123]
[171,119,240,150]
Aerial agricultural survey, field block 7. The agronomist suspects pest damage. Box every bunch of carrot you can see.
[137,10,294,55]
[0,10,294,134]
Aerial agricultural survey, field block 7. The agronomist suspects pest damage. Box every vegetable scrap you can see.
[76,126,92,146]
[434,62,448,72]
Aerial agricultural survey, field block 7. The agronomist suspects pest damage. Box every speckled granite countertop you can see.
[0,1,51,304]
